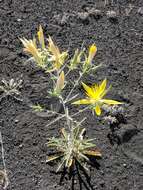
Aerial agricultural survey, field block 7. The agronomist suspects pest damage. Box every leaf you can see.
[60,128,67,139]
[69,49,82,69]
[55,71,65,94]
[56,157,66,172]
[66,158,73,168]
[72,99,95,105]
[48,36,61,69]
[79,128,86,140]
[20,38,41,64]
[9,79,14,87]
[101,99,123,105]
[99,79,107,95]
[94,104,101,116]
[46,154,63,162]
[83,149,102,157]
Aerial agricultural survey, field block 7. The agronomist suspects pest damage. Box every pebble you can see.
[14,119,19,123]
[138,7,143,15]
[0,48,10,58]
[19,144,23,148]
[116,124,139,143]
[17,18,22,22]
[123,163,127,167]
[88,8,102,18]
[53,13,69,26]
[99,180,105,187]
[107,10,117,19]
[77,12,89,21]
[60,14,69,26]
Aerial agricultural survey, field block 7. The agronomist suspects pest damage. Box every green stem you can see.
[65,72,83,102]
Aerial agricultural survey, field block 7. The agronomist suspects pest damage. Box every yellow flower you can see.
[87,44,97,64]
[37,25,45,49]
[20,38,42,64]
[72,79,123,116]
[48,37,68,70]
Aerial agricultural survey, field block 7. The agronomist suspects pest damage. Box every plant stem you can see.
[65,72,83,102]
[65,69,71,77]
[71,106,89,117]
[59,96,72,131]
[46,114,66,127]
[0,130,9,189]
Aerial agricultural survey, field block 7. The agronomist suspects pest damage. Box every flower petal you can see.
[82,82,95,98]
[95,104,101,116]
[99,79,107,96]
[87,44,97,64]
[101,99,123,105]
[72,99,93,105]
[37,25,45,49]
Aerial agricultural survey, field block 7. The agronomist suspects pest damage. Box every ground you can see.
[0,0,143,190]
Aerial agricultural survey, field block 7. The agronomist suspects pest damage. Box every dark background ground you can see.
[0,0,143,189]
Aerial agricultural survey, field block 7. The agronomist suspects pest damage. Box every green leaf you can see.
[46,153,63,162]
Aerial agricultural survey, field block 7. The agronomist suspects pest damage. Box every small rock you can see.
[60,13,69,26]
[17,18,22,22]
[117,124,139,143]
[74,180,77,184]
[100,170,104,175]
[123,163,127,167]
[77,12,89,21]
[88,8,102,18]
[138,7,143,15]
[107,10,117,19]
[0,48,10,58]
[14,119,19,123]
[99,180,105,187]
[19,144,23,148]
[53,13,69,26]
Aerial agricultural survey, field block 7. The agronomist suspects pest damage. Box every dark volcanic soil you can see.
[0,0,143,190]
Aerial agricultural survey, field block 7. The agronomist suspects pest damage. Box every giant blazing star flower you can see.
[73,79,123,116]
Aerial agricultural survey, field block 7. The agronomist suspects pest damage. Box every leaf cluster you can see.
[47,126,101,172]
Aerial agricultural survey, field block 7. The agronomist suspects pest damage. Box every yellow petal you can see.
[90,44,97,53]
[37,25,45,49]
[99,79,107,96]
[82,82,95,98]
[95,104,101,115]
[101,99,123,105]
[87,44,97,64]
[72,99,93,105]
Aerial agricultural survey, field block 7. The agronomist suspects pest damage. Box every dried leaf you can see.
[55,71,65,94]
[83,148,102,157]
[46,154,63,162]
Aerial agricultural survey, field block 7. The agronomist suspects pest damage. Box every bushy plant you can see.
[20,25,123,172]
[47,125,101,172]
